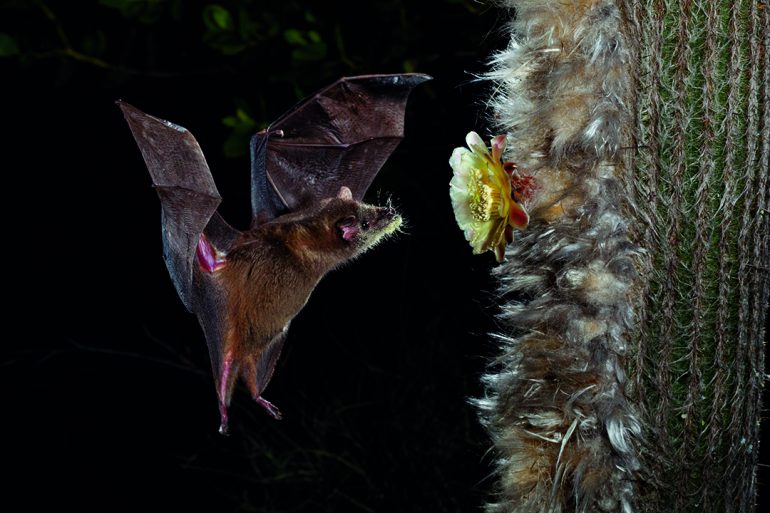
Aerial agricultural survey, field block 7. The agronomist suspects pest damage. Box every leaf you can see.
[0,33,19,57]
[283,29,307,45]
[219,43,247,55]
[291,42,326,62]
[99,0,163,24]
[236,108,255,124]
[203,4,233,31]
[307,30,322,44]
[222,106,258,158]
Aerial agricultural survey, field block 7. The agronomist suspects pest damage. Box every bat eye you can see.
[361,220,369,230]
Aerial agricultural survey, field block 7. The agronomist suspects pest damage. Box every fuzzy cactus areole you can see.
[475,0,769,513]
[449,131,529,262]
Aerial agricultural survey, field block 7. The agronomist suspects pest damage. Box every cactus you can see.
[477,1,769,512]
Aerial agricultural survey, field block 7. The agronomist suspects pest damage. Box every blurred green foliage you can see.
[0,32,18,56]
[222,103,258,157]
[0,0,488,157]
[98,0,177,24]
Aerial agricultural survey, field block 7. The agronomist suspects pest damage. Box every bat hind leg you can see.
[255,396,282,420]
[217,350,238,436]
[243,357,283,420]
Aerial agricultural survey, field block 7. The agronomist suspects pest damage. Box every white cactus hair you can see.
[477,1,643,512]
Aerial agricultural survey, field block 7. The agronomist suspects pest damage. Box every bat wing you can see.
[118,102,240,310]
[119,102,242,390]
[250,73,431,222]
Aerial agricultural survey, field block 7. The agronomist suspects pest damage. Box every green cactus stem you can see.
[478,1,769,512]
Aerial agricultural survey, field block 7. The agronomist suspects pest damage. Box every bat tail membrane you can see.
[213,327,290,432]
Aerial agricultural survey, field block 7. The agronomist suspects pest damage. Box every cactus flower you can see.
[449,131,529,262]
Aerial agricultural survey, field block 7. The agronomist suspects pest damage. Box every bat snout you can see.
[376,206,397,221]
[367,205,402,236]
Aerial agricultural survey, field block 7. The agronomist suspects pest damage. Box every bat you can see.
[119,74,430,434]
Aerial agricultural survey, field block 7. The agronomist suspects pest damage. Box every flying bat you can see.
[119,74,429,434]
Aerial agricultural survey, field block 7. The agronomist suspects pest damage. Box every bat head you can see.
[316,186,402,260]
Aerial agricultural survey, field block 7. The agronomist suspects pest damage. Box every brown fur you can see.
[213,194,401,417]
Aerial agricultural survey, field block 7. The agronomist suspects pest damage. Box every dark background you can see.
[1,1,766,512]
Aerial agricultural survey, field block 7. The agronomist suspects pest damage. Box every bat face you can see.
[337,202,402,249]
[311,187,403,258]
[118,73,429,433]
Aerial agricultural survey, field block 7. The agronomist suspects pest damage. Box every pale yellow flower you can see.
[449,132,529,262]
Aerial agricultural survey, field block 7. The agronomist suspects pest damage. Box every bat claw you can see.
[218,400,230,436]
[256,397,282,420]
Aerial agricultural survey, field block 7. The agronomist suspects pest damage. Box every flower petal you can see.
[448,147,471,175]
[494,242,506,263]
[490,135,506,162]
[508,200,530,229]
[465,131,488,156]
[450,187,474,227]
[450,147,485,179]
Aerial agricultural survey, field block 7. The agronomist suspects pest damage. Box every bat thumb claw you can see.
[218,422,230,436]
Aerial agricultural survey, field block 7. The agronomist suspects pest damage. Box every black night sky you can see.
[1,1,767,512]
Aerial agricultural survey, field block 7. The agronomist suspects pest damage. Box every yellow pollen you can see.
[467,168,501,221]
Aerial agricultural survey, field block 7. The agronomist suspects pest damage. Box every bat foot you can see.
[218,401,230,436]
[256,396,282,420]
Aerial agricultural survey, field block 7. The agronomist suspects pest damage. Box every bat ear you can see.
[337,215,359,241]
[337,186,353,200]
